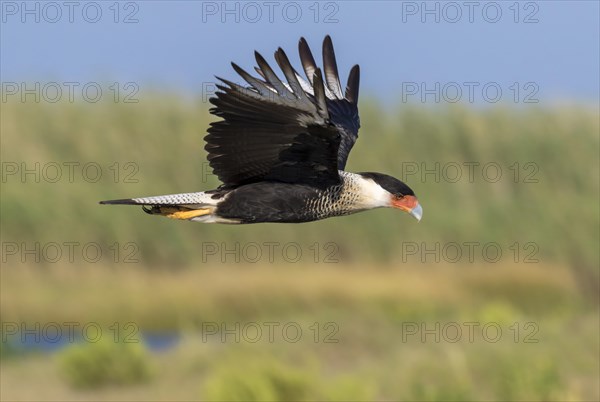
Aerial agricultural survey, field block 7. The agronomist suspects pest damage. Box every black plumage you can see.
[100,36,422,224]
[205,35,360,188]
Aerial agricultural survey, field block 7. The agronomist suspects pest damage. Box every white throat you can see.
[341,172,392,210]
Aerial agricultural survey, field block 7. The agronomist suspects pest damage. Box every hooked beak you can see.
[392,195,423,222]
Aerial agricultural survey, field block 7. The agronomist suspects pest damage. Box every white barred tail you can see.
[100,191,218,206]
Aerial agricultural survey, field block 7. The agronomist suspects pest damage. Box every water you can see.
[1,331,181,356]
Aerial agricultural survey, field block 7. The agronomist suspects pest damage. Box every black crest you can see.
[359,172,415,197]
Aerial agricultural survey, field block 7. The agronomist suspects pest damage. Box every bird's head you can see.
[358,172,422,221]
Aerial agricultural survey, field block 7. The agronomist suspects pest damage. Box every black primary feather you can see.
[204,36,361,188]
[299,37,318,85]
[322,35,344,99]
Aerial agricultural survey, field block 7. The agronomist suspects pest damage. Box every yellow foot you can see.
[165,208,212,220]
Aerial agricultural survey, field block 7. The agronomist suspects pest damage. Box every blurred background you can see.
[1,1,599,400]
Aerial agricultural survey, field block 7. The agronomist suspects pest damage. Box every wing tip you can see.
[321,34,343,99]
[346,64,360,104]
[254,50,266,64]
[230,62,245,77]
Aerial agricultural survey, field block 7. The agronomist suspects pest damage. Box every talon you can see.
[143,205,167,215]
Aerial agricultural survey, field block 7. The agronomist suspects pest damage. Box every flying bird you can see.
[100,36,422,224]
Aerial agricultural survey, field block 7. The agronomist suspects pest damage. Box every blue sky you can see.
[2,1,599,104]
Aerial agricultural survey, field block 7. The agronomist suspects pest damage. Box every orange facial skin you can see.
[391,195,419,212]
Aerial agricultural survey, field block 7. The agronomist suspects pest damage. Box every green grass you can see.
[1,97,598,400]
[1,263,598,400]
[58,338,153,389]
[1,98,598,273]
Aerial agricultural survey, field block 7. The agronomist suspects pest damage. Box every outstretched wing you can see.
[204,35,360,189]
[298,36,360,169]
